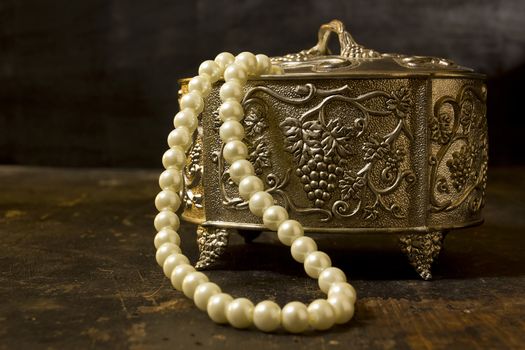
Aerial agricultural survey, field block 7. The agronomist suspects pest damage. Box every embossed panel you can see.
[427,79,488,228]
[198,78,429,232]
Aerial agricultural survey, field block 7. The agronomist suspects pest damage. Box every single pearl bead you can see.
[214,52,235,71]
[198,60,221,83]
[223,140,248,164]
[162,253,190,277]
[155,242,181,266]
[180,91,204,114]
[328,282,357,304]
[277,219,304,246]
[235,52,258,76]
[219,81,244,102]
[159,168,183,191]
[291,236,318,263]
[219,120,245,142]
[155,189,181,212]
[154,228,180,249]
[193,282,221,311]
[226,298,254,329]
[168,127,192,151]
[228,159,254,184]
[238,175,264,201]
[162,147,186,170]
[182,271,209,299]
[304,251,332,279]
[248,191,274,217]
[223,63,248,85]
[270,65,284,75]
[188,75,211,97]
[327,295,355,324]
[154,210,180,231]
[256,54,272,75]
[262,205,289,231]
[173,108,198,132]
[170,264,195,291]
[307,299,336,330]
[281,301,309,333]
[207,293,233,324]
[253,300,281,332]
[219,100,244,122]
[318,267,347,294]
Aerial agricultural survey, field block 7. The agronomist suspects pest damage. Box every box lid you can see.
[268,20,484,79]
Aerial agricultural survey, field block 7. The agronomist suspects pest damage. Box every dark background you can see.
[1,0,524,168]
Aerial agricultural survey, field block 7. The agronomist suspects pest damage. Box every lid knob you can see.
[310,19,380,59]
[272,19,380,67]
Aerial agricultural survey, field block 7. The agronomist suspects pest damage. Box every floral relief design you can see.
[320,119,354,158]
[460,98,474,131]
[244,104,272,175]
[339,170,365,202]
[383,148,406,181]
[212,108,222,129]
[244,106,268,135]
[386,87,412,118]
[215,96,273,208]
[436,178,450,194]
[363,134,390,162]
[187,142,202,177]
[429,84,488,214]
[214,83,416,222]
[430,110,453,145]
[249,141,271,175]
[276,84,415,220]
[446,144,475,192]
[183,134,203,210]
[280,115,349,209]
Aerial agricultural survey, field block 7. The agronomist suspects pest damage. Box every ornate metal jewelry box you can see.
[178,20,488,280]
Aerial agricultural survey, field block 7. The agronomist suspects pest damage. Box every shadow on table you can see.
[203,221,525,281]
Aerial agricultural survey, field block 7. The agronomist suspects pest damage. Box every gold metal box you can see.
[179,20,488,279]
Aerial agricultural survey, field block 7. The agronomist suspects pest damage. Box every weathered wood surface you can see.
[0,166,524,349]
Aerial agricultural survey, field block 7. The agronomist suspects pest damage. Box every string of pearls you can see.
[154,51,356,333]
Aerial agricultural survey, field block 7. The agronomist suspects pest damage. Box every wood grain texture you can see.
[0,166,524,349]
[1,0,524,167]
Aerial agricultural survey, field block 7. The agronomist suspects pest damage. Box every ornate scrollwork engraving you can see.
[279,85,414,221]
[183,129,204,209]
[243,98,272,175]
[429,84,488,214]
[215,83,416,222]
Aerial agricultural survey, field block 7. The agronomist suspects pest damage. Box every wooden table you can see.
[1,166,524,349]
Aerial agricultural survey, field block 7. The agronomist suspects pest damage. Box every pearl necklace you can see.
[154,52,356,333]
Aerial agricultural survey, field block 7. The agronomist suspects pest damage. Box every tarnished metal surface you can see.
[188,78,486,231]
[428,80,488,228]
[195,225,230,269]
[202,79,426,229]
[271,19,478,77]
[399,231,445,280]
[179,20,487,277]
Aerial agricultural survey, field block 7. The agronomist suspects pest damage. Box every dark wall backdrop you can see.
[1,0,524,167]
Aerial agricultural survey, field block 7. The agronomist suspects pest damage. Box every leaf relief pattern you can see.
[429,84,488,214]
[277,84,415,220]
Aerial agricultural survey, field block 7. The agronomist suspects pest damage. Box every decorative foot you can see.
[195,225,230,270]
[238,229,262,243]
[399,231,444,280]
